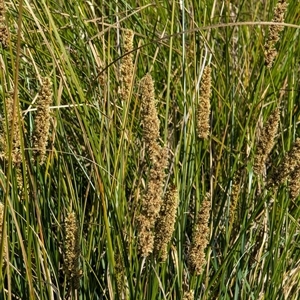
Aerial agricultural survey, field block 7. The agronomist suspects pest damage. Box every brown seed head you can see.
[254,107,280,175]
[33,77,53,164]
[188,194,211,275]
[183,290,194,300]
[138,147,168,257]
[140,73,160,161]
[197,66,212,139]
[268,138,300,188]
[1,94,22,164]
[264,0,288,68]
[137,73,169,257]
[115,251,126,298]
[0,0,8,47]
[64,211,80,289]
[289,167,300,199]
[119,30,134,102]
[154,184,178,261]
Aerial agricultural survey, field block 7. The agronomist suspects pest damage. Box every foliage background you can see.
[0,0,300,299]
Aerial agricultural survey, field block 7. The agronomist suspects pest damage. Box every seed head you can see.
[254,107,280,176]
[0,0,8,47]
[183,290,194,300]
[268,138,300,188]
[289,167,300,199]
[264,0,288,68]
[1,94,22,164]
[119,30,134,102]
[64,211,81,289]
[140,73,160,161]
[137,147,168,257]
[32,77,53,164]
[188,195,211,275]
[154,184,178,261]
[197,66,212,139]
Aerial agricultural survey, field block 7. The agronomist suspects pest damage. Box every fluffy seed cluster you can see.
[254,108,280,176]
[0,202,7,264]
[137,147,168,257]
[154,184,178,261]
[188,195,211,275]
[137,74,168,257]
[197,66,212,139]
[32,77,53,164]
[64,211,80,289]
[139,74,160,160]
[115,252,126,298]
[268,138,300,189]
[183,290,194,300]
[0,0,8,47]
[119,30,134,102]
[264,0,288,68]
[1,94,22,164]
[289,167,300,199]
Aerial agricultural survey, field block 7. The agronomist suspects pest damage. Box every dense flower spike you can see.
[268,138,300,188]
[137,74,168,257]
[137,147,168,257]
[197,66,212,139]
[115,252,126,298]
[264,0,288,68]
[1,94,22,164]
[154,184,178,261]
[119,30,134,102]
[188,195,211,275]
[183,290,194,300]
[289,167,300,199]
[254,107,280,175]
[64,211,81,289]
[139,73,160,161]
[0,0,8,47]
[32,77,53,164]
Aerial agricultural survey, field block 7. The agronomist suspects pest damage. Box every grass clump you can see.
[0,0,299,299]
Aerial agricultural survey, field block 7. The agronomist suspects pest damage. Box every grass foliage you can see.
[1,0,300,299]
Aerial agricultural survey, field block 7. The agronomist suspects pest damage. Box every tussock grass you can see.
[0,0,300,299]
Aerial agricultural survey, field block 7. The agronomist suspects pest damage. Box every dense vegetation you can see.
[0,0,300,299]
